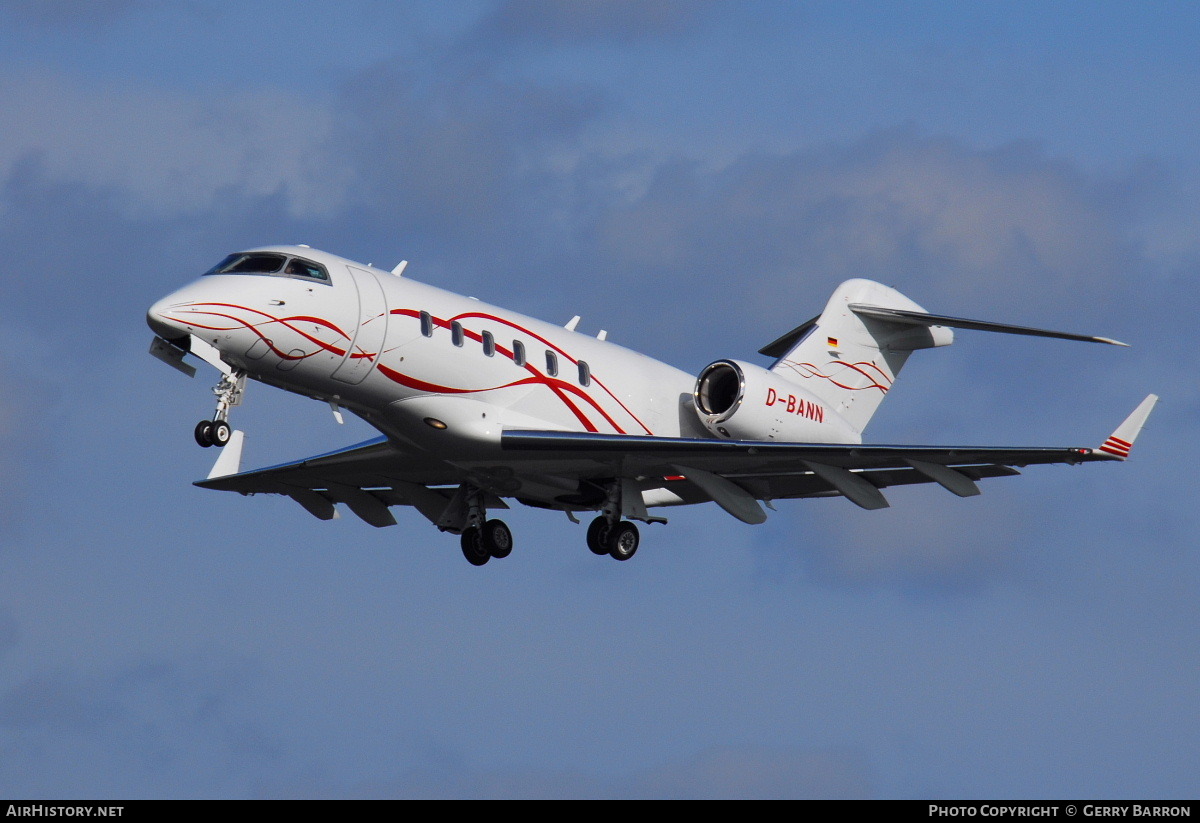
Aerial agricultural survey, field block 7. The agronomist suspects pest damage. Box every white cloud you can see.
[0,71,352,219]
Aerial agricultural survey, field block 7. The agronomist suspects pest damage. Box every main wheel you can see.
[194,420,214,448]
[481,519,513,558]
[586,516,611,555]
[210,419,232,447]
[460,527,490,566]
[607,521,639,561]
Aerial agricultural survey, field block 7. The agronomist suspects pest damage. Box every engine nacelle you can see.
[692,359,858,444]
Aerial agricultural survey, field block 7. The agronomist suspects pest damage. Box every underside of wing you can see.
[193,435,503,528]
[192,395,1155,528]
[498,397,1152,522]
[501,429,1100,511]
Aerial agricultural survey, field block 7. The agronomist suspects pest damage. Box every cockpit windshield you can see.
[204,252,330,283]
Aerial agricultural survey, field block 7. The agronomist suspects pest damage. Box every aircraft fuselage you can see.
[147,245,847,457]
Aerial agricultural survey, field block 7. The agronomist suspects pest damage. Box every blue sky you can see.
[1,0,1197,799]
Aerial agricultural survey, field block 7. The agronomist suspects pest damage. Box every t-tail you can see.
[759,278,1129,437]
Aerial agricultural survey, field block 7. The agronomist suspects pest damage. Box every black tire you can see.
[460,527,489,566]
[210,420,232,447]
[586,516,611,555]
[194,420,214,448]
[482,519,513,558]
[608,521,639,561]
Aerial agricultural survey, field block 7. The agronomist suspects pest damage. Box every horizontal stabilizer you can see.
[1096,394,1158,459]
[848,304,1129,347]
[758,315,819,358]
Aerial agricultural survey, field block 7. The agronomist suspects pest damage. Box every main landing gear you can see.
[457,486,515,566]
[582,479,642,561]
[586,515,640,561]
[194,369,246,448]
[460,519,514,566]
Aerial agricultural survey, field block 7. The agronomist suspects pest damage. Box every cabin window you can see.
[545,351,558,376]
[482,331,495,357]
[451,321,464,347]
[578,360,591,387]
[420,311,433,337]
[513,340,526,367]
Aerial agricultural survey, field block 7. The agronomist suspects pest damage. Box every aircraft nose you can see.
[147,294,189,341]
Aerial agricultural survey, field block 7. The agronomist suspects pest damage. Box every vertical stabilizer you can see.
[768,279,953,435]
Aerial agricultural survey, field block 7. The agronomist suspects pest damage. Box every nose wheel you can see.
[194,370,245,448]
[194,419,232,448]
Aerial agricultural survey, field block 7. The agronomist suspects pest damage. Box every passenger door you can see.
[332,266,389,385]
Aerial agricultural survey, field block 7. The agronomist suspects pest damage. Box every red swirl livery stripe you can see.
[388,307,651,434]
[167,302,648,435]
[174,303,353,360]
[778,359,893,393]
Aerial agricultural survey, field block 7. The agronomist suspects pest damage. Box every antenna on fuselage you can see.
[565,315,581,331]
[391,260,408,276]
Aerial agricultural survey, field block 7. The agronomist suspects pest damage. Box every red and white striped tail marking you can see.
[1099,435,1133,458]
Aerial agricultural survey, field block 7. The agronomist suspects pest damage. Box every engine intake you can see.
[695,360,744,418]
[692,359,855,443]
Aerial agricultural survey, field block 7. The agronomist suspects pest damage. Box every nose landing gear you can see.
[194,370,246,448]
[194,419,231,448]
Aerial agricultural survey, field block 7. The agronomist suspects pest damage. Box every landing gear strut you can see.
[458,485,515,566]
[194,369,245,448]
[585,480,641,561]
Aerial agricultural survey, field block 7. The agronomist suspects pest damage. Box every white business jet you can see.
[147,245,1157,566]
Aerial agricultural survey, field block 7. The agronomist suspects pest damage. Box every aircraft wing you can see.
[196,394,1156,527]
[194,435,506,528]
[500,394,1158,522]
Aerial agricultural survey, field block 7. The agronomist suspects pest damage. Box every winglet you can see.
[207,430,246,479]
[1096,394,1158,459]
